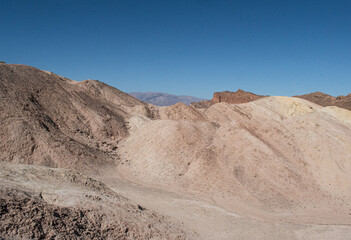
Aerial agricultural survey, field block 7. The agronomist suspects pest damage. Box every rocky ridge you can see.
[295,91,351,111]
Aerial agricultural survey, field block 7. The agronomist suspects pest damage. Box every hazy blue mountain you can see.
[129,92,207,106]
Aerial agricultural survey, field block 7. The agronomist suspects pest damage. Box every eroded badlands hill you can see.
[119,96,351,224]
[0,64,157,174]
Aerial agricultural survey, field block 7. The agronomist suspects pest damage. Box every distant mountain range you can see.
[129,92,207,106]
[130,90,351,111]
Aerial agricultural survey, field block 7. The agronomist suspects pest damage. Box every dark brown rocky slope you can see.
[0,64,151,174]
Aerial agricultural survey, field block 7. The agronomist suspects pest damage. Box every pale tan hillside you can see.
[158,102,206,121]
[118,96,351,224]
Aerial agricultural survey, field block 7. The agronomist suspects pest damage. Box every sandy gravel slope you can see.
[0,161,192,240]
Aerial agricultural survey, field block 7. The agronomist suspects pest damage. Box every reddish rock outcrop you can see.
[211,89,265,104]
[191,89,265,108]
[295,91,351,111]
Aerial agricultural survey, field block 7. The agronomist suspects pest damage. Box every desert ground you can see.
[1,63,351,239]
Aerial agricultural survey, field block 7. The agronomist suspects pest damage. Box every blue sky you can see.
[1,0,350,98]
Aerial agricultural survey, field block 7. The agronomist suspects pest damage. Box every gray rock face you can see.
[129,92,207,106]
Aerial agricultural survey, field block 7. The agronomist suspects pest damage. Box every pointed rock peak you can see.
[236,89,246,93]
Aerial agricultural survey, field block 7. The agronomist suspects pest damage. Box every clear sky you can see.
[1,0,350,98]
